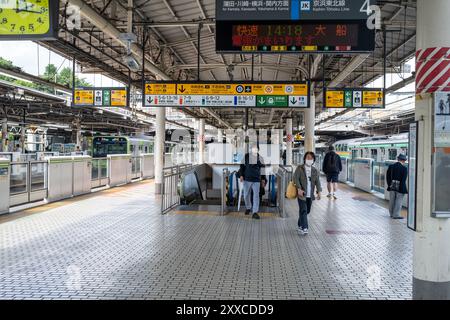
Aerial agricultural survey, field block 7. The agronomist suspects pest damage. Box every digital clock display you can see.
[216,20,375,53]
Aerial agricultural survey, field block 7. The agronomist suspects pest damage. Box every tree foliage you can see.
[0,57,92,93]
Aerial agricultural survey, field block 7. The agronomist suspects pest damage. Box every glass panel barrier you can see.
[10,163,28,195]
[30,162,47,191]
[99,159,108,179]
[91,159,99,180]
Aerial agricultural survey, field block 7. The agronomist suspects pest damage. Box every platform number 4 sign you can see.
[300,1,311,11]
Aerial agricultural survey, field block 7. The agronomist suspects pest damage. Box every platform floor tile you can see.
[0,179,412,300]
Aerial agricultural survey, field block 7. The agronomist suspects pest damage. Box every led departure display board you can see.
[325,88,384,109]
[227,22,362,52]
[215,0,375,53]
[143,81,310,108]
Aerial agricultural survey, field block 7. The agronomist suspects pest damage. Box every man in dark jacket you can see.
[322,146,342,199]
[386,154,408,219]
[238,143,265,219]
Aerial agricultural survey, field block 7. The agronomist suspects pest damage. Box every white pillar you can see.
[217,128,223,143]
[198,119,205,164]
[286,118,293,166]
[154,107,165,194]
[305,95,316,153]
[413,0,450,300]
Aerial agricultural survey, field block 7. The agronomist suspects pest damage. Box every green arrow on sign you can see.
[256,96,288,107]
[344,91,353,108]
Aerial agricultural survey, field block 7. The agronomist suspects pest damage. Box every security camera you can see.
[123,54,141,72]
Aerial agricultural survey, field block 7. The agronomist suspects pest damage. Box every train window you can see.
[371,149,378,161]
[389,149,397,161]
[360,149,363,158]
[352,150,358,159]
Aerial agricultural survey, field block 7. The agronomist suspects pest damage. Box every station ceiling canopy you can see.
[37,0,417,130]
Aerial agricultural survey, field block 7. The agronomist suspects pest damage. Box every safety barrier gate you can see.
[91,158,109,188]
[9,161,48,207]
[161,164,196,215]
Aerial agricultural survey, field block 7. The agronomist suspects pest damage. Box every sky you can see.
[0,41,124,87]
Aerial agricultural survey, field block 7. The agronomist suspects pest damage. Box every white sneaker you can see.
[297,228,304,235]
[332,194,338,200]
[303,228,309,234]
[327,194,332,198]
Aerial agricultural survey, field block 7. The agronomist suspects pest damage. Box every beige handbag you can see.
[286,181,298,199]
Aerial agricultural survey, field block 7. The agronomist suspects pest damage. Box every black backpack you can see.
[327,152,338,172]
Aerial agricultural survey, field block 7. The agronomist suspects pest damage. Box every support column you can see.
[413,0,450,300]
[217,128,223,143]
[198,118,205,164]
[305,95,316,153]
[286,118,293,166]
[155,107,166,195]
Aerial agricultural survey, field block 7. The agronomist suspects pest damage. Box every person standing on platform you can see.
[293,152,322,235]
[238,143,265,220]
[386,154,408,220]
[322,145,342,199]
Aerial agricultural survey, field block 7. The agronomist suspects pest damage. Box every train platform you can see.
[0,178,412,300]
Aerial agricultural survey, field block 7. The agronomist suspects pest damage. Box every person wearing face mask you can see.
[238,143,266,220]
[293,152,322,235]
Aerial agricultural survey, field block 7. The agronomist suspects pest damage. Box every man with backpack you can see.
[322,145,342,200]
[238,143,266,220]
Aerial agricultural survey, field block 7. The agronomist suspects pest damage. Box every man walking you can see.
[238,143,265,220]
[322,145,342,199]
[386,154,408,219]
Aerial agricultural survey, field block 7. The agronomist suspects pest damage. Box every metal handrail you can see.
[161,163,199,214]
[221,168,230,216]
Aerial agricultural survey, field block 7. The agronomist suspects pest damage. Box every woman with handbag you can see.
[293,152,322,235]
[386,154,408,219]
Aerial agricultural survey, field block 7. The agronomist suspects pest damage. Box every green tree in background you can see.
[0,57,92,93]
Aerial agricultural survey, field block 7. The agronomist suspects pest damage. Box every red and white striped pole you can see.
[413,0,450,300]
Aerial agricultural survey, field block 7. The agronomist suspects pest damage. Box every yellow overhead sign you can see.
[326,90,344,108]
[111,89,127,106]
[145,82,309,96]
[145,83,177,95]
[363,90,384,107]
[74,90,94,105]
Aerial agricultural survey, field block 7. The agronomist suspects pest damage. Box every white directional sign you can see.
[288,96,308,108]
[353,91,362,108]
[204,95,235,107]
[94,90,103,106]
[145,95,180,106]
[182,95,203,107]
